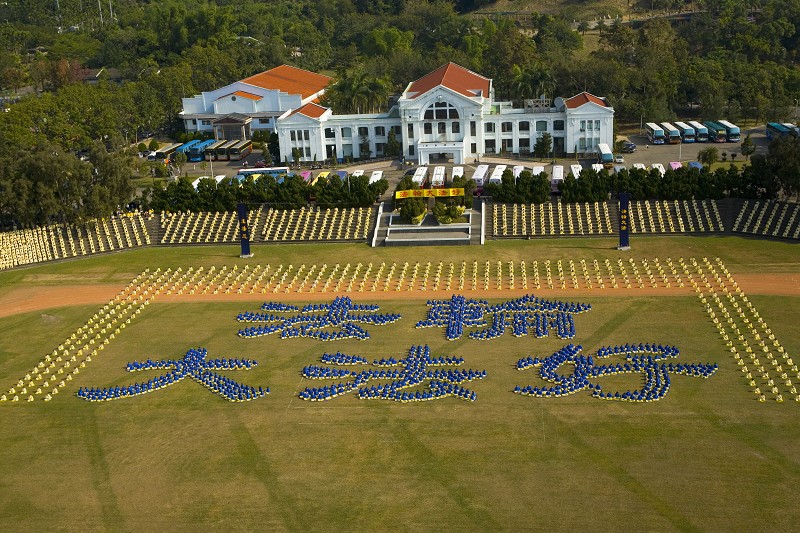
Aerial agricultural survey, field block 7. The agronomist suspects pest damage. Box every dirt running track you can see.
[0,273,798,320]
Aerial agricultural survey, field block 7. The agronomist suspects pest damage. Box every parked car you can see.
[614,154,625,163]
[621,142,637,153]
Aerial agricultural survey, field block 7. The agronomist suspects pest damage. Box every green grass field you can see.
[1,236,799,531]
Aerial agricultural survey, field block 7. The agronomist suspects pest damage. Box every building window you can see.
[519,138,530,152]
[580,120,586,132]
[424,123,432,135]
[452,122,460,134]
[485,122,495,133]
[587,121,594,131]
[258,118,271,125]
[519,121,530,132]
[536,120,548,132]
[201,120,211,126]
[305,147,311,157]
[502,122,513,133]
[325,128,335,139]
[471,142,477,154]
[290,131,296,142]
[409,145,415,156]
[407,124,414,139]
[341,127,352,138]
[358,126,369,137]
[579,138,586,150]
[470,121,476,136]
[376,143,386,155]
[554,120,565,131]
[485,139,496,153]
[502,138,514,152]
[425,100,460,120]
[438,122,446,134]
[375,126,386,137]
[303,130,309,141]
[595,120,600,131]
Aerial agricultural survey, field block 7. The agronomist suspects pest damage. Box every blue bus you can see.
[766,122,791,140]
[176,139,202,154]
[688,121,708,142]
[703,121,728,143]
[234,166,292,182]
[645,122,665,144]
[674,121,695,143]
[717,120,740,142]
[187,139,216,162]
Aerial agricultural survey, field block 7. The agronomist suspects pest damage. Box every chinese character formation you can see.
[416,294,591,341]
[298,345,486,402]
[515,343,718,402]
[77,348,269,402]
[237,296,401,341]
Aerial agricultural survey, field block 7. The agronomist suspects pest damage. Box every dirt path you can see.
[0,272,798,319]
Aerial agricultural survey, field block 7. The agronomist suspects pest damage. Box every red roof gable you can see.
[217,90,263,101]
[289,103,328,119]
[242,65,332,99]
[406,63,491,100]
[564,92,609,109]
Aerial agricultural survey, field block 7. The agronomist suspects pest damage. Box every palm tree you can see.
[321,69,392,114]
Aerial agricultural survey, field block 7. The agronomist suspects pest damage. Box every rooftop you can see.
[406,63,491,100]
[564,92,610,109]
[289,103,329,119]
[241,65,332,99]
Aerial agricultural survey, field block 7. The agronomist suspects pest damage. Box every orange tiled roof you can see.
[216,90,263,101]
[289,103,328,119]
[564,92,609,109]
[242,65,332,99]
[406,63,491,99]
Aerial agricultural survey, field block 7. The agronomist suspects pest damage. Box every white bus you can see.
[531,165,546,176]
[674,121,695,143]
[412,166,429,188]
[650,163,666,177]
[431,166,446,188]
[471,164,489,194]
[570,164,583,179]
[688,121,709,142]
[591,163,604,173]
[368,170,383,184]
[451,166,464,180]
[551,165,564,194]
[632,163,647,171]
[351,169,365,177]
[512,165,525,179]
[489,165,507,184]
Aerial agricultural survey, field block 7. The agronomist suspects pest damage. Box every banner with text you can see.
[395,188,465,199]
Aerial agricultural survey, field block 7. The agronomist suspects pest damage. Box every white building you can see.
[182,62,614,163]
[179,64,332,140]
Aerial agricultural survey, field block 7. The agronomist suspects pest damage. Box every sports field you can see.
[1,236,799,531]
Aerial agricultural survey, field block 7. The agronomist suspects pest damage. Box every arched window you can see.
[423,100,460,120]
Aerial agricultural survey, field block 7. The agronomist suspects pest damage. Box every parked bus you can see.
[674,121,695,143]
[765,122,791,140]
[596,142,614,168]
[155,143,183,162]
[316,171,330,182]
[187,139,216,162]
[215,140,238,160]
[570,164,583,179]
[645,123,665,144]
[660,122,681,144]
[669,161,682,171]
[717,120,740,142]
[632,163,646,171]
[451,166,464,180]
[703,121,728,142]
[228,140,253,161]
[205,140,227,161]
[591,163,604,173]
[688,121,709,142]
[431,166,446,188]
[531,165,545,176]
[369,170,384,184]
[783,123,800,134]
[176,139,201,155]
[471,164,489,195]
[551,165,564,194]
[412,166,429,188]
[351,170,365,177]
[488,165,507,185]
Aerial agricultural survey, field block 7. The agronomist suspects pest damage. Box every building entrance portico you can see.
[417,141,465,165]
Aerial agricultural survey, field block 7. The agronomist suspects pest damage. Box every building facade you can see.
[181,63,614,163]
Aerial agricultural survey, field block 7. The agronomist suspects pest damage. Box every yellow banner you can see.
[395,188,464,199]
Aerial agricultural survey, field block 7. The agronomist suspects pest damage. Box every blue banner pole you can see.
[618,193,631,250]
[237,203,253,258]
